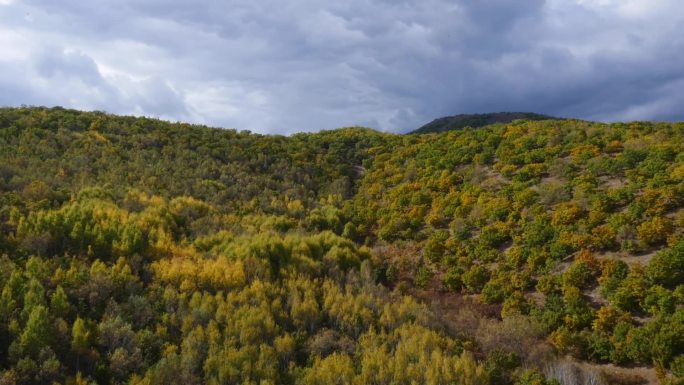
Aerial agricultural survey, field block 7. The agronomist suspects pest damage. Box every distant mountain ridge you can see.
[410,112,561,134]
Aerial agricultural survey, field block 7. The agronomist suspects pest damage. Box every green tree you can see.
[19,305,53,359]
[50,285,70,318]
[71,317,93,370]
[648,239,684,288]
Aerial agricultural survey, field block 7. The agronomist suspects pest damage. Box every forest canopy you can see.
[1,106,683,385]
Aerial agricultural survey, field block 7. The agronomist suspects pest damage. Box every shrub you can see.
[414,266,433,288]
[637,217,673,246]
[462,265,490,294]
[648,239,684,287]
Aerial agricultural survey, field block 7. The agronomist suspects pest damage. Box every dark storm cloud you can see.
[0,0,682,133]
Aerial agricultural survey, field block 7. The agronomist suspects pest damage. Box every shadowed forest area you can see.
[1,106,683,384]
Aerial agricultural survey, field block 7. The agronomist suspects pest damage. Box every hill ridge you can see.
[410,111,562,134]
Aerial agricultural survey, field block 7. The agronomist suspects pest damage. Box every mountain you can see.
[410,112,561,134]
[0,106,682,385]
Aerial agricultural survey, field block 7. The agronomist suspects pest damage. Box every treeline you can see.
[1,106,683,384]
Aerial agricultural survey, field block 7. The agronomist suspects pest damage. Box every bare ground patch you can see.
[595,249,662,267]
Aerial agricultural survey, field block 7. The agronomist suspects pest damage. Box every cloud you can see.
[0,0,682,133]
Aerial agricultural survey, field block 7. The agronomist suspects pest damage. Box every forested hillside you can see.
[1,107,683,385]
[410,112,559,134]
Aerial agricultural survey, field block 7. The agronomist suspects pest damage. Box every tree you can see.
[50,285,70,318]
[71,317,92,370]
[648,239,684,288]
[19,305,53,359]
[301,353,354,385]
[462,265,490,293]
[636,217,672,246]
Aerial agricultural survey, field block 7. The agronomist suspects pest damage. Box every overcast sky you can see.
[1,0,683,134]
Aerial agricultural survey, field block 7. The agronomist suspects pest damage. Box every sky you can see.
[1,0,683,134]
